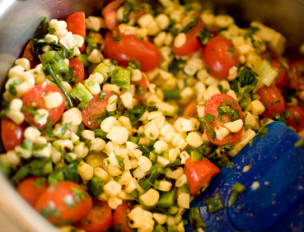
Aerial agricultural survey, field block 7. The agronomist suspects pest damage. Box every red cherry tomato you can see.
[104,32,161,72]
[81,92,113,129]
[203,36,239,79]
[17,177,48,206]
[112,201,132,232]
[271,60,289,89]
[76,201,112,232]
[35,181,92,226]
[66,12,86,37]
[1,118,25,151]
[289,59,304,91]
[22,84,66,127]
[286,105,304,132]
[22,40,38,68]
[103,0,124,31]
[69,57,85,83]
[204,93,244,146]
[172,16,203,56]
[185,158,220,197]
[133,74,148,91]
[257,85,285,118]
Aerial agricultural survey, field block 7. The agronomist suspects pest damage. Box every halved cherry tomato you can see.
[22,40,38,68]
[112,201,131,232]
[69,57,85,83]
[133,74,148,91]
[103,32,161,72]
[257,85,285,118]
[81,92,113,129]
[204,93,243,146]
[35,181,92,226]
[103,0,124,31]
[203,36,239,79]
[1,118,25,151]
[17,177,48,206]
[66,12,86,37]
[183,99,198,117]
[172,16,203,56]
[288,59,304,91]
[185,158,220,197]
[22,83,66,127]
[286,105,304,132]
[76,201,112,232]
[271,60,289,89]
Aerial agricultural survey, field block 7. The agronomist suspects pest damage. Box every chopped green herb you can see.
[113,35,122,41]
[40,202,60,220]
[116,155,125,170]
[228,182,246,207]
[271,99,280,105]
[227,47,237,57]
[257,127,268,139]
[181,17,199,33]
[205,193,224,213]
[8,79,23,96]
[163,89,181,101]
[72,187,87,202]
[168,58,185,75]
[197,28,214,45]
[88,176,104,198]
[48,27,55,34]
[21,139,33,150]
[129,60,141,69]
[217,103,240,121]
[94,129,107,139]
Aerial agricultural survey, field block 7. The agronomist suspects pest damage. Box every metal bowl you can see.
[0,0,303,231]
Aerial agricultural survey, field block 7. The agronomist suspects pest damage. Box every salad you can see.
[0,0,304,231]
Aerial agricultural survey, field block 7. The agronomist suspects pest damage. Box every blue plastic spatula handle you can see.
[185,121,304,232]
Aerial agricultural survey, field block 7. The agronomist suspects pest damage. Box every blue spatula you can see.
[185,121,304,232]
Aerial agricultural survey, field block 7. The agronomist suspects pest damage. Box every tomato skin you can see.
[22,40,38,68]
[22,84,66,127]
[103,0,124,30]
[257,85,285,118]
[104,32,161,72]
[17,177,48,206]
[76,201,112,232]
[203,36,239,79]
[69,57,85,83]
[286,105,304,132]
[288,59,304,91]
[185,158,220,197]
[1,118,25,151]
[113,201,131,232]
[66,12,86,37]
[81,92,113,129]
[271,60,289,89]
[172,17,203,56]
[35,181,92,226]
[204,94,243,146]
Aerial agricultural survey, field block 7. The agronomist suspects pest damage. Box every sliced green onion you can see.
[163,89,181,101]
[70,83,93,105]
[205,193,224,213]
[110,66,131,89]
[228,182,246,207]
[255,60,278,87]
[157,189,176,208]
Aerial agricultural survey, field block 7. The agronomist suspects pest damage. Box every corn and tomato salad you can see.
[0,0,304,231]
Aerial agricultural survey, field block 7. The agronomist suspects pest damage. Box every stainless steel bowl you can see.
[0,0,303,231]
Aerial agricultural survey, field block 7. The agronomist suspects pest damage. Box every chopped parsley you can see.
[197,28,214,45]
[72,187,87,202]
[168,58,185,75]
[88,176,104,198]
[217,102,240,121]
[54,123,71,136]
[227,47,237,57]
[8,79,23,96]
[163,89,181,101]
[181,17,199,33]
[271,99,280,105]
[112,35,122,41]
[116,155,125,170]
[189,207,206,229]
[129,60,141,69]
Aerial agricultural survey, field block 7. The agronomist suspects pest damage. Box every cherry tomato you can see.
[22,40,38,68]
[103,32,161,72]
[133,74,148,91]
[22,84,66,127]
[286,105,304,132]
[17,177,48,206]
[271,60,289,89]
[289,59,304,91]
[203,36,239,79]
[103,0,124,31]
[66,12,86,37]
[183,99,198,117]
[112,201,131,232]
[204,93,243,146]
[257,85,285,118]
[172,16,203,56]
[185,158,220,197]
[76,201,112,232]
[81,92,113,129]
[35,181,92,226]
[69,57,85,83]
[1,118,25,151]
